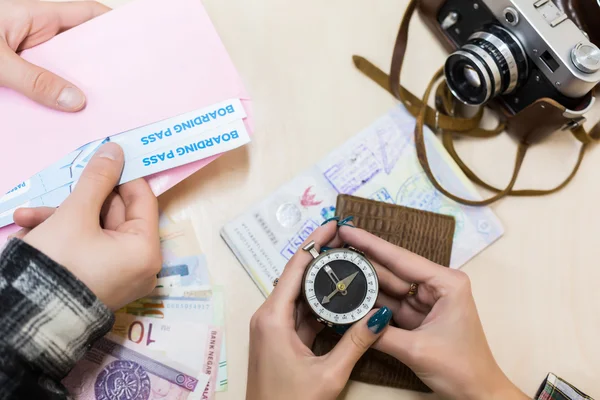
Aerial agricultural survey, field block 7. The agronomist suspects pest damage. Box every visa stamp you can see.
[376,123,409,175]
[323,144,381,194]
[280,219,319,260]
[395,173,441,211]
[396,172,441,211]
[369,188,394,204]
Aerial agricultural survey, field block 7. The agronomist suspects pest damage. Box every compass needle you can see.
[324,265,341,287]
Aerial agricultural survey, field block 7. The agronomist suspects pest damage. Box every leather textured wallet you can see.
[311,194,455,392]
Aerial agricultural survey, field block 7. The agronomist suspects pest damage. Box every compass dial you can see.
[302,248,378,326]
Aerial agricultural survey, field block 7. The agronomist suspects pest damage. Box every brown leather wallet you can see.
[311,194,455,392]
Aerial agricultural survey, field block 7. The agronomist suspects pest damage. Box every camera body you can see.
[419,0,600,143]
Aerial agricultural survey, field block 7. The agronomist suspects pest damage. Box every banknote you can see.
[152,225,212,297]
[160,221,204,261]
[112,314,213,371]
[222,105,504,296]
[156,255,211,289]
[63,335,207,400]
[112,314,222,399]
[144,219,227,393]
[215,341,228,392]
[149,285,213,299]
[117,291,227,398]
[118,296,215,322]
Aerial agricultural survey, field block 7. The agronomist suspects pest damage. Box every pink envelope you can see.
[0,0,253,240]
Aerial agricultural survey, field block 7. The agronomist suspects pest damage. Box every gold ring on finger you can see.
[407,283,418,296]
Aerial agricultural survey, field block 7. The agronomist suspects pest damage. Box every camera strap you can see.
[353,0,599,206]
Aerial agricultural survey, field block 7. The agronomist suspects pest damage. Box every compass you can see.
[301,241,379,327]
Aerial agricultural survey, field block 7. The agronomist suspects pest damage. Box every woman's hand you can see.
[246,221,393,400]
[12,143,162,311]
[0,0,110,111]
[337,226,528,400]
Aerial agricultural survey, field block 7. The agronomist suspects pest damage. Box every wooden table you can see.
[100,0,600,398]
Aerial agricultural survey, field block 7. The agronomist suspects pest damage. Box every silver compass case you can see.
[302,245,379,327]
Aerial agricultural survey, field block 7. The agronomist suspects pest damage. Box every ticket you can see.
[0,183,73,228]
[0,147,89,215]
[110,98,246,161]
[0,119,250,228]
[0,99,249,225]
[119,119,250,183]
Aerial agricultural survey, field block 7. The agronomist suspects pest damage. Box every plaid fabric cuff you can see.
[536,373,595,400]
[0,238,114,384]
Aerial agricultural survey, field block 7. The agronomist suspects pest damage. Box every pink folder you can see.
[0,0,253,240]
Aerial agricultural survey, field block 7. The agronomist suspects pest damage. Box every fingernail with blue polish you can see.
[321,246,333,252]
[367,306,392,334]
[321,216,340,226]
[338,216,355,228]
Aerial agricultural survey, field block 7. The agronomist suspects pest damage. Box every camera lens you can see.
[445,25,528,106]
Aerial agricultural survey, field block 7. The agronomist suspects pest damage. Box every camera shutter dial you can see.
[571,42,600,74]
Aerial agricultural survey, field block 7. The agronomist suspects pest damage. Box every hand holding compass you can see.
[247,221,393,400]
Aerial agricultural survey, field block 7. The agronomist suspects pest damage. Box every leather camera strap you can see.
[353,0,599,206]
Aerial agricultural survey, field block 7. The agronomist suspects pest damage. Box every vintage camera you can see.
[420,0,600,142]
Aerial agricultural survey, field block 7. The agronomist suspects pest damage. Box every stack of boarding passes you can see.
[0,99,250,229]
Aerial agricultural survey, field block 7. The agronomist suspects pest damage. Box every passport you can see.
[221,105,504,296]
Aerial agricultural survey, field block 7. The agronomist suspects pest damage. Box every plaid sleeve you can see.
[0,238,114,400]
[536,373,595,400]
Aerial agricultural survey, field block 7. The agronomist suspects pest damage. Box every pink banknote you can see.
[63,336,203,400]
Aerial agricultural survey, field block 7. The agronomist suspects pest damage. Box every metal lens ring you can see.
[445,50,493,105]
[444,24,528,106]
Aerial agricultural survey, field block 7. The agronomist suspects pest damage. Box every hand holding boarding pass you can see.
[14,143,163,311]
[0,0,254,240]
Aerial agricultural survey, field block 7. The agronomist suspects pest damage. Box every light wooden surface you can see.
[100,0,600,398]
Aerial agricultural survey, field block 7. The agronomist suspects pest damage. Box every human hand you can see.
[337,226,528,400]
[246,221,393,400]
[0,0,110,111]
[13,143,161,311]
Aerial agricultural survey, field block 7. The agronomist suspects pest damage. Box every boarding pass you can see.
[0,99,250,228]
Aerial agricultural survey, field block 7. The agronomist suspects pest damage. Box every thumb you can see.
[63,143,124,219]
[0,42,86,112]
[324,307,393,375]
